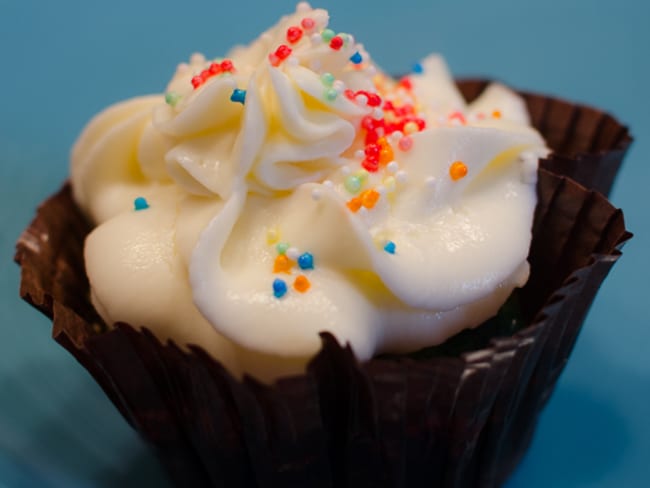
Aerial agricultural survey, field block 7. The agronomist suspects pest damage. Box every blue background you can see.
[1,0,648,486]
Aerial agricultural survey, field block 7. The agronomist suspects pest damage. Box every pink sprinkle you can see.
[398,136,413,151]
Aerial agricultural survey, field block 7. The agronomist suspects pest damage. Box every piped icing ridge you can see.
[72,3,548,377]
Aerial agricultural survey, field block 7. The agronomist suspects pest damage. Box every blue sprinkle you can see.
[230,88,246,104]
[349,51,363,64]
[134,197,149,211]
[273,278,288,298]
[384,241,396,254]
[412,62,423,74]
[298,252,314,270]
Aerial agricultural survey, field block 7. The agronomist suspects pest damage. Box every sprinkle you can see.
[377,138,394,165]
[384,241,396,254]
[346,197,362,212]
[383,176,396,192]
[395,170,408,183]
[323,180,334,189]
[296,2,311,13]
[332,80,345,92]
[298,252,314,270]
[208,62,222,75]
[349,51,363,64]
[133,197,149,211]
[425,176,437,189]
[362,158,379,172]
[310,33,323,45]
[276,242,290,254]
[266,228,279,244]
[448,111,467,125]
[386,161,399,174]
[449,161,468,181]
[301,17,316,30]
[375,185,386,196]
[293,275,311,293]
[344,175,363,194]
[492,109,502,119]
[273,278,288,298]
[191,76,203,89]
[165,92,181,107]
[321,28,335,42]
[220,59,234,72]
[320,72,335,86]
[329,35,344,50]
[354,149,365,160]
[273,254,294,274]
[360,189,380,209]
[287,26,303,44]
[269,45,292,66]
[403,121,419,134]
[324,88,338,101]
[311,188,322,201]
[230,88,246,104]
[398,136,413,151]
[341,166,351,175]
[412,62,423,74]
[286,247,300,261]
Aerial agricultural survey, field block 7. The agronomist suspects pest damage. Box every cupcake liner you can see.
[16,92,632,487]
[457,79,633,197]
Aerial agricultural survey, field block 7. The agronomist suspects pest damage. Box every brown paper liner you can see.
[16,90,632,487]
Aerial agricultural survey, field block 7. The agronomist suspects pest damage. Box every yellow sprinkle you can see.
[383,176,396,192]
[266,227,279,245]
[403,121,419,134]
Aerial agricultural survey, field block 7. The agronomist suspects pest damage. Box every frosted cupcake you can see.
[17,3,631,486]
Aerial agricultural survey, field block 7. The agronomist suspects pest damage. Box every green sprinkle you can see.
[276,242,290,255]
[356,169,369,181]
[344,175,362,194]
[165,92,181,107]
[320,72,335,86]
[321,29,335,42]
[324,88,338,101]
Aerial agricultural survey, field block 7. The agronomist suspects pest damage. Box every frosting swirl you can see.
[72,3,548,380]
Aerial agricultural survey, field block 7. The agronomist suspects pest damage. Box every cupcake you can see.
[16,3,631,487]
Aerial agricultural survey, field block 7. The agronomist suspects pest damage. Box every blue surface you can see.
[1,1,649,486]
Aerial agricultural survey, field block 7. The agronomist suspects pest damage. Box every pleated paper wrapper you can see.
[16,84,632,487]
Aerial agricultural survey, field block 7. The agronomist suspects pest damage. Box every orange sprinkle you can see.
[492,110,502,119]
[360,189,380,208]
[293,275,311,293]
[273,254,294,274]
[347,197,363,212]
[377,137,394,165]
[449,161,468,181]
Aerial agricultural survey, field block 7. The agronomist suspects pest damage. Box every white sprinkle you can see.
[366,65,377,76]
[386,161,399,174]
[375,126,385,137]
[286,56,299,67]
[323,180,334,189]
[311,33,322,45]
[311,188,322,201]
[354,149,365,160]
[396,170,408,183]
[358,207,368,217]
[425,176,437,189]
[287,247,300,260]
[388,131,403,144]
[356,93,368,106]
[376,185,386,195]
[341,166,351,175]
[332,80,345,93]
[373,108,384,120]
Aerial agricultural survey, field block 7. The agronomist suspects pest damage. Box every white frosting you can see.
[71,4,548,380]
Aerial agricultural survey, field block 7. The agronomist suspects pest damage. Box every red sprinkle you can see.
[344,89,355,100]
[329,35,344,50]
[399,77,413,90]
[209,62,222,74]
[191,76,203,88]
[362,158,379,172]
[301,17,315,30]
[220,59,234,72]
[269,45,292,66]
[287,26,303,44]
[448,111,467,125]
